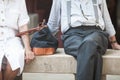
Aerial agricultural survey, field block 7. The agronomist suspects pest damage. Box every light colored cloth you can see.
[47,0,116,37]
[0,0,29,75]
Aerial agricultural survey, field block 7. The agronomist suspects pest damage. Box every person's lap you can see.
[0,57,20,80]
[62,27,109,57]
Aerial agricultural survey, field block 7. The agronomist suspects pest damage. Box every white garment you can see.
[71,0,96,26]
[47,0,116,37]
[0,0,29,75]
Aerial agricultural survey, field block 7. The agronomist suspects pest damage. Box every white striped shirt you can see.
[47,0,116,37]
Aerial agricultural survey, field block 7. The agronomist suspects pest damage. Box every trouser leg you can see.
[76,41,102,80]
[62,28,108,80]
[77,32,108,80]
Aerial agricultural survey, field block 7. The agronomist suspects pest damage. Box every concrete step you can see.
[23,73,120,80]
[107,75,120,80]
[24,48,120,75]
[23,73,75,80]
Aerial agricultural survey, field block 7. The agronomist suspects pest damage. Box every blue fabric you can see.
[62,26,108,80]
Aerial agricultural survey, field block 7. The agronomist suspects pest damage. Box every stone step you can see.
[23,73,75,80]
[23,74,120,80]
[24,48,120,75]
[107,75,120,80]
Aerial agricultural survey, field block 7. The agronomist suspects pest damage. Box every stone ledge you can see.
[23,73,75,80]
[24,48,120,75]
[103,49,120,75]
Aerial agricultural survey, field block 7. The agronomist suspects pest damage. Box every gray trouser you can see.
[62,26,108,80]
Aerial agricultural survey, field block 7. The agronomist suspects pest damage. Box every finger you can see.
[30,52,35,59]
[25,58,33,64]
[25,59,30,64]
[26,54,35,61]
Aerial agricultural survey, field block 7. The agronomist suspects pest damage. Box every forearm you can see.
[21,34,31,51]
[19,24,31,51]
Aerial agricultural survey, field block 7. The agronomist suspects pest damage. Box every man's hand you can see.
[109,35,120,50]
[111,42,120,50]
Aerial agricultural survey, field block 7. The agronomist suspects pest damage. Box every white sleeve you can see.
[101,0,116,37]
[18,0,30,27]
[47,0,61,35]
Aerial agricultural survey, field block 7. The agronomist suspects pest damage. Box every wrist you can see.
[25,47,32,51]
[110,40,117,44]
[109,35,117,44]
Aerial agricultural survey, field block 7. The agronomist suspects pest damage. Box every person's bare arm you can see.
[19,24,35,63]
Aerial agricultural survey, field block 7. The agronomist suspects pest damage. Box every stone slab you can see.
[107,75,120,80]
[102,49,120,75]
[23,73,120,80]
[23,73,75,80]
[24,48,76,73]
[24,48,120,75]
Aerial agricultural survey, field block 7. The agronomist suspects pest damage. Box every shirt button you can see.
[7,54,9,57]
[0,31,4,34]
[1,11,3,13]
[2,19,4,22]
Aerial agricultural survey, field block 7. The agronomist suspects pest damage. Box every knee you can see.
[4,68,20,80]
[83,39,97,46]
[81,39,99,55]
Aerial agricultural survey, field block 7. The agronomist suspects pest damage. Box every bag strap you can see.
[16,19,47,37]
[92,0,99,25]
